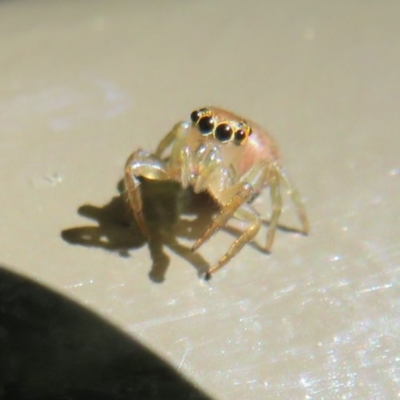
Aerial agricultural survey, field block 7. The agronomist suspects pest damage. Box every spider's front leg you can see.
[192,159,271,254]
[192,160,274,276]
[155,122,191,178]
[124,150,170,237]
[206,204,262,277]
[125,121,192,236]
[192,181,255,254]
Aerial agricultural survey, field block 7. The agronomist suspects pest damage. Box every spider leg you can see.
[206,204,261,276]
[237,159,284,252]
[191,159,271,254]
[159,122,193,188]
[265,165,282,251]
[277,167,309,235]
[155,121,189,159]
[191,182,254,252]
[155,121,194,188]
[124,150,170,237]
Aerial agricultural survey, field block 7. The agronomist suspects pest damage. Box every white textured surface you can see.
[1,1,400,399]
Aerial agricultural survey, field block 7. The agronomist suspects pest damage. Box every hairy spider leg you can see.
[124,150,170,237]
[277,168,309,235]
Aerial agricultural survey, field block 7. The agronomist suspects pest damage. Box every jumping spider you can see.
[124,107,309,277]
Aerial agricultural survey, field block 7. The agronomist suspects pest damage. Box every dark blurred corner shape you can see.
[0,266,212,400]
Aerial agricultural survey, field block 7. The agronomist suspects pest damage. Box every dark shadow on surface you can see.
[62,179,304,282]
[61,179,219,282]
[0,266,212,400]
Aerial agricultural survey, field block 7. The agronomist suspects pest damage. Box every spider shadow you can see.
[61,179,220,282]
[62,179,305,282]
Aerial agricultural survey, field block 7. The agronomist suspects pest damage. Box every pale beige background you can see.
[1,1,400,399]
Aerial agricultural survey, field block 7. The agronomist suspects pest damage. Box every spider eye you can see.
[190,110,201,123]
[234,129,247,144]
[215,123,233,142]
[198,116,215,135]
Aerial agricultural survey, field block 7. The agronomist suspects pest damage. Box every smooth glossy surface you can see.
[1,1,399,399]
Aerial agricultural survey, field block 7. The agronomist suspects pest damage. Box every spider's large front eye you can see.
[198,116,215,135]
[215,123,233,142]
